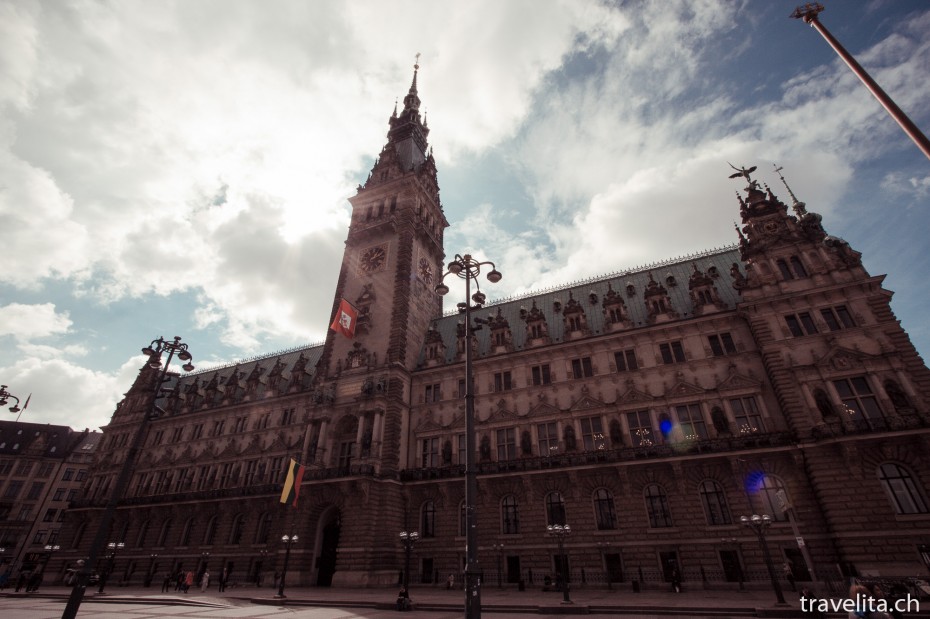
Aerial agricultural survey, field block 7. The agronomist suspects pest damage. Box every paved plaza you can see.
[1,582,928,618]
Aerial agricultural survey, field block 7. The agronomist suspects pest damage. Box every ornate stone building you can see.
[62,68,930,591]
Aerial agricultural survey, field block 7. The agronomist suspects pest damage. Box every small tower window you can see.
[790,256,808,278]
[776,259,793,280]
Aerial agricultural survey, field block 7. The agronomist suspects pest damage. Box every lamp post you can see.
[275,535,298,599]
[740,515,785,605]
[547,524,572,604]
[791,3,930,162]
[63,336,194,619]
[493,543,504,588]
[436,253,502,619]
[597,541,612,590]
[399,530,419,599]
[257,549,268,587]
[38,544,60,587]
[97,542,124,594]
[145,554,157,588]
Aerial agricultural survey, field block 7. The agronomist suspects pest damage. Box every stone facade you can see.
[59,69,930,591]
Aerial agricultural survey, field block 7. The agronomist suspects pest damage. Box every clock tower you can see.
[318,60,447,380]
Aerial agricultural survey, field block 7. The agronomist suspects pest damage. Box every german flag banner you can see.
[279,459,306,508]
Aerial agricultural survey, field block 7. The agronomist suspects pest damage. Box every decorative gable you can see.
[666,379,705,398]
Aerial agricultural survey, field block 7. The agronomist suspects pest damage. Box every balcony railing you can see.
[400,431,796,481]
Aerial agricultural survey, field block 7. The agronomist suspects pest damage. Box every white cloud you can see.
[0,302,72,340]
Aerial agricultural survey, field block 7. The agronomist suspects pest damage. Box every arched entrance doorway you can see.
[315,507,341,586]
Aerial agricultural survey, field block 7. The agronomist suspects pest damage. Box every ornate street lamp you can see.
[97,542,125,594]
[436,253,502,619]
[399,530,419,601]
[275,535,298,599]
[740,514,785,605]
[493,543,504,589]
[63,336,195,619]
[547,524,572,605]
[596,541,612,590]
[0,385,22,413]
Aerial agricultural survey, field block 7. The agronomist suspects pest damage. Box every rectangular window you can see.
[16,461,34,476]
[151,430,164,446]
[4,480,23,500]
[425,383,440,403]
[834,376,884,426]
[614,349,638,372]
[43,509,57,522]
[821,305,856,331]
[37,463,55,478]
[75,469,87,482]
[660,341,686,364]
[571,357,594,379]
[26,482,44,500]
[62,468,75,481]
[785,312,818,337]
[233,416,248,433]
[531,364,552,385]
[67,489,77,502]
[171,427,184,443]
[580,417,606,451]
[33,530,47,544]
[494,371,513,392]
[496,428,517,461]
[730,397,766,433]
[458,378,466,398]
[18,506,32,521]
[281,408,296,425]
[627,410,655,446]
[211,420,225,436]
[337,442,354,471]
[675,404,708,440]
[53,488,66,502]
[457,434,466,465]
[421,437,439,468]
[0,460,12,475]
[529,323,545,339]
[708,333,737,357]
[191,424,203,440]
[257,413,271,430]
[49,529,61,542]
[537,422,559,455]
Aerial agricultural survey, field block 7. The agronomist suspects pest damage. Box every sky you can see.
[1,0,928,432]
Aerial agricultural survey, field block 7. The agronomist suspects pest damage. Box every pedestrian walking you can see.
[200,569,210,592]
[162,572,172,592]
[218,568,227,592]
[175,571,184,591]
[184,570,193,593]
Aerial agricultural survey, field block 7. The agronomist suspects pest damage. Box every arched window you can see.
[459,500,467,537]
[136,519,150,548]
[878,463,928,514]
[501,495,519,534]
[229,513,245,545]
[256,512,273,544]
[157,519,172,547]
[644,484,672,528]
[421,501,436,538]
[699,480,732,525]
[593,489,616,530]
[546,491,566,526]
[180,518,195,546]
[790,256,808,278]
[204,516,218,545]
[752,475,789,522]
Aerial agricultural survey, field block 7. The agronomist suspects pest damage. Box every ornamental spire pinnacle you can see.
[773,164,807,216]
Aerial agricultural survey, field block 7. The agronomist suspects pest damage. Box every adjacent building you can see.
[62,67,930,591]
[0,421,100,581]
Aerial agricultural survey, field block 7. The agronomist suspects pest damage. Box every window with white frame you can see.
[730,396,765,434]
[877,463,928,515]
[674,403,708,440]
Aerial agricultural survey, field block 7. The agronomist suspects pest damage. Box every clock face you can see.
[360,245,387,273]
[418,257,433,284]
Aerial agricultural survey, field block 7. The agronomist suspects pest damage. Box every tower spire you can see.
[773,163,807,216]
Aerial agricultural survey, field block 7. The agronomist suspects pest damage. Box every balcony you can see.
[399,431,796,481]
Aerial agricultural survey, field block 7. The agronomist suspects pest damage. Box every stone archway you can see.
[314,506,341,586]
